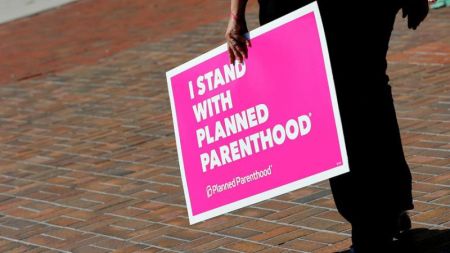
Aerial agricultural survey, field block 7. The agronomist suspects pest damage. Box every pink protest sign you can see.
[166,2,348,224]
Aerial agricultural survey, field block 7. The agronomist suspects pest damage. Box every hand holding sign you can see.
[225,9,251,63]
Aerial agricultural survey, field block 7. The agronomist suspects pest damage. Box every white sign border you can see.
[166,1,349,225]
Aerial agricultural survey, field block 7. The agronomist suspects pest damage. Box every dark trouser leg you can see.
[330,83,414,249]
[258,0,413,249]
[324,0,414,245]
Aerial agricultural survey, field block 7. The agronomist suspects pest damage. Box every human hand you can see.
[225,13,251,64]
[402,0,429,30]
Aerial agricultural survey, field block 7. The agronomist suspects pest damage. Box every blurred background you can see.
[0,0,76,24]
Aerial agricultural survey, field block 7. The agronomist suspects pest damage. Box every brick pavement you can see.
[0,1,449,252]
[0,0,258,85]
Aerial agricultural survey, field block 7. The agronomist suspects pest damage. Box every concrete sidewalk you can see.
[0,1,448,252]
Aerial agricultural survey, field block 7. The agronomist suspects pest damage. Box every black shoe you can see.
[394,211,412,239]
[335,246,356,253]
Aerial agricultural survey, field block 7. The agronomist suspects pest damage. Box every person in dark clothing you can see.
[225,0,429,252]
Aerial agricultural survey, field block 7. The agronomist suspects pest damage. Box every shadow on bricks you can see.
[334,229,450,253]
[395,228,450,253]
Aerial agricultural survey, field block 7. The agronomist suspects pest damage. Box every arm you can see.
[226,0,251,64]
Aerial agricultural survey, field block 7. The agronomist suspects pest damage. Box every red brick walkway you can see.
[0,1,448,252]
[0,0,258,85]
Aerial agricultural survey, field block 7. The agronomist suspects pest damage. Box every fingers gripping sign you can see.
[226,2,252,64]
